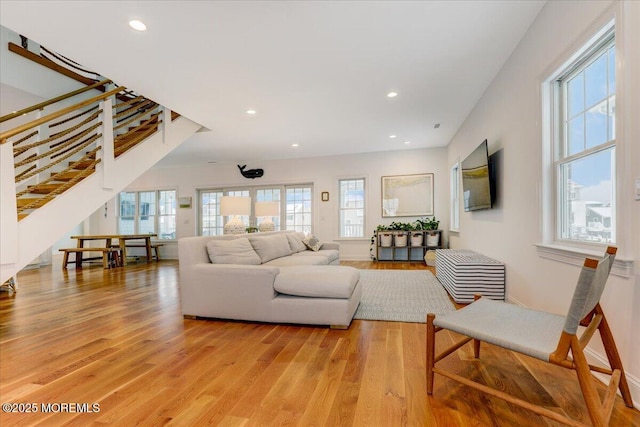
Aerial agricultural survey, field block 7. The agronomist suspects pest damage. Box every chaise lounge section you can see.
[178,230,362,328]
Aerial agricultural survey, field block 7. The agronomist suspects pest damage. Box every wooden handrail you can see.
[7,42,101,90]
[0,86,124,144]
[0,78,112,124]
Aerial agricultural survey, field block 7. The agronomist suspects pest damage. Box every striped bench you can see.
[59,247,122,269]
[435,249,505,303]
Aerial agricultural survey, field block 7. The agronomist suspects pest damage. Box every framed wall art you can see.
[381,173,433,217]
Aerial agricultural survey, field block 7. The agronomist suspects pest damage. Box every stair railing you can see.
[0,84,165,220]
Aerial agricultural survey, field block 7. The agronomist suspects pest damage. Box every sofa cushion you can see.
[274,266,360,298]
[286,233,307,253]
[264,255,329,266]
[206,237,261,265]
[248,234,293,263]
[291,249,339,264]
[302,234,322,251]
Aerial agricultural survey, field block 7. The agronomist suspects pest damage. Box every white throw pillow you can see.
[206,237,261,265]
[286,233,307,253]
[302,234,322,251]
[248,234,293,263]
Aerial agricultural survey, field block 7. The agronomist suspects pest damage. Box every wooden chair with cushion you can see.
[426,247,634,426]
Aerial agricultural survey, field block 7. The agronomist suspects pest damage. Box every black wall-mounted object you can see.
[238,164,264,179]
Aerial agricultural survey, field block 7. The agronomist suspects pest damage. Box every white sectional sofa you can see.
[178,230,362,327]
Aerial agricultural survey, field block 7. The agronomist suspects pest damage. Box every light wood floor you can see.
[1,260,638,426]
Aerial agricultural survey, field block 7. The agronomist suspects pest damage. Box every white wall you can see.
[92,147,448,261]
[448,0,639,402]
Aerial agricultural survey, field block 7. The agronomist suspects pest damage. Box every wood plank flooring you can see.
[0,260,638,426]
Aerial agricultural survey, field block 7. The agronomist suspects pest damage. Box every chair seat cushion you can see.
[433,298,566,361]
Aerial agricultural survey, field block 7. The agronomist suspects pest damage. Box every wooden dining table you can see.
[70,234,157,266]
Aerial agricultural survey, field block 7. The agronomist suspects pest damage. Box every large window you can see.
[339,178,365,238]
[118,190,176,239]
[551,28,615,245]
[198,185,310,235]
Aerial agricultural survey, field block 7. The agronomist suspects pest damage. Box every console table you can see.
[435,249,505,303]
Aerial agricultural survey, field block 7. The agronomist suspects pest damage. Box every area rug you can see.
[353,270,455,323]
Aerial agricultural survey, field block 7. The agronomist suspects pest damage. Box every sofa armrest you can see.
[320,242,339,250]
[179,263,280,319]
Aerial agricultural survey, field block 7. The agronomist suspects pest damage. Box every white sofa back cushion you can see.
[206,237,262,265]
[249,234,293,263]
[286,233,307,253]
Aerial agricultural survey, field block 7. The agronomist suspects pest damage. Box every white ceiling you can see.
[0,1,545,168]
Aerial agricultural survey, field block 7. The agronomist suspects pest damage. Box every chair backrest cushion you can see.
[563,252,614,334]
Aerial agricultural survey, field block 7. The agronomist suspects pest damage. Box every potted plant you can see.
[376,224,393,247]
[410,220,424,246]
[424,216,440,247]
[388,221,411,247]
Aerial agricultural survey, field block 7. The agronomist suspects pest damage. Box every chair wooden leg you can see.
[571,336,607,427]
[62,251,69,269]
[473,339,481,358]
[595,304,634,408]
[426,313,436,395]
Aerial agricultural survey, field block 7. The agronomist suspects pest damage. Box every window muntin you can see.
[117,190,176,239]
[339,178,365,238]
[554,34,615,244]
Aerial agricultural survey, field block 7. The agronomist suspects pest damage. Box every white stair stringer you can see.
[0,114,200,284]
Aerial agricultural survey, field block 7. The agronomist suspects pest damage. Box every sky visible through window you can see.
[565,45,615,204]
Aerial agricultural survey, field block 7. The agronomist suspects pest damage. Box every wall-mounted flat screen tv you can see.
[462,139,492,212]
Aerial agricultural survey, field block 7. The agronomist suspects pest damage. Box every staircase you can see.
[1,80,200,284]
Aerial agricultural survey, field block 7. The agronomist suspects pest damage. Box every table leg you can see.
[145,238,152,263]
[120,241,128,266]
[76,239,84,268]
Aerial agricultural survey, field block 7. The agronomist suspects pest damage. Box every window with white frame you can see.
[450,162,460,231]
[286,185,313,233]
[117,190,176,239]
[198,185,309,235]
[200,190,224,236]
[550,27,615,245]
[339,178,365,238]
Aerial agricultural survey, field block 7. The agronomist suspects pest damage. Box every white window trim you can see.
[535,243,633,278]
[338,177,366,239]
[449,159,460,232]
[538,11,633,277]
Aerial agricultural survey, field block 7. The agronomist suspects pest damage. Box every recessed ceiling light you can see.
[387,92,398,98]
[128,20,147,31]
[404,141,411,145]
[246,109,257,115]
[389,134,397,139]
[292,143,299,148]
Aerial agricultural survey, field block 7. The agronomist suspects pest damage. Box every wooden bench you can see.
[111,243,163,261]
[59,247,121,269]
